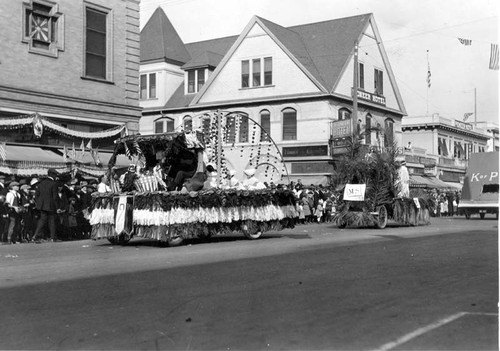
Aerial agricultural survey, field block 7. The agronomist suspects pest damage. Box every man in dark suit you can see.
[32,168,59,243]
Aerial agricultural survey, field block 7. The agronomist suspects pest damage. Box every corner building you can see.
[140,8,407,185]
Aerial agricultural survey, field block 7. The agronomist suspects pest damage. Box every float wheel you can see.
[167,235,184,247]
[241,224,263,240]
[107,233,131,245]
[375,205,387,229]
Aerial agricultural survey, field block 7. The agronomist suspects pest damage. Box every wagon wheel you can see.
[241,224,263,240]
[421,208,430,225]
[375,205,387,229]
[167,235,184,247]
[107,233,131,245]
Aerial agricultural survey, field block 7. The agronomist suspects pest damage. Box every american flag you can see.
[124,141,132,159]
[426,63,431,88]
[0,142,6,162]
[490,44,499,71]
[463,112,473,121]
[458,38,472,46]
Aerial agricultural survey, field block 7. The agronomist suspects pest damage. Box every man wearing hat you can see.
[0,175,8,243]
[32,168,60,243]
[396,160,410,198]
[242,168,266,190]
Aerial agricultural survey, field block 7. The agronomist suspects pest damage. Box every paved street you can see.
[0,217,497,350]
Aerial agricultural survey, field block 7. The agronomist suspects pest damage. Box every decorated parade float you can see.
[89,112,298,246]
[331,132,434,229]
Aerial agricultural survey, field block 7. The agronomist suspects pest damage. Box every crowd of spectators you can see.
[0,168,95,245]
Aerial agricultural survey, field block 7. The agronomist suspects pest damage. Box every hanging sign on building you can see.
[454,120,473,131]
[331,119,352,139]
[356,90,386,106]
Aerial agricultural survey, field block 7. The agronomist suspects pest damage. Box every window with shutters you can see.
[282,108,297,141]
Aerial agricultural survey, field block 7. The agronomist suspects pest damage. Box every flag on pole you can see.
[71,143,76,158]
[458,38,472,46]
[463,112,473,121]
[489,43,499,70]
[86,139,92,150]
[63,145,68,162]
[80,140,85,158]
[426,62,431,88]
[91,148,101,166]
[123,141,132,159]
[0,142,7,162]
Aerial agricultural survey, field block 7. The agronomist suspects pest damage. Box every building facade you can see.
[0,0,141,173]
[402,114,492,187]
[139,8,407,185]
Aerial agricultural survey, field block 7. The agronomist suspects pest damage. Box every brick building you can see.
[0,0,141,174]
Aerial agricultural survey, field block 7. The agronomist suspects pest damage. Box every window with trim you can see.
[140,73,156,100]
[187,69,205,94]
[22,0,64,57]
[241,57,273,88]
[338,108,351,121]
[359,62,364,89]
[225,115,236,143]
[84,4,112,81]
[260,110,271,142]
[201,116,211,143]
[154,118,174,134]
[374,68,384,95]
[383,118,394,147]
[239,115,249,143]
[183,116,192,132]
[282,108,297,141]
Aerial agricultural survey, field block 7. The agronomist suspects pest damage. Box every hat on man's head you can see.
[19,179,27,185]
[30,178,39,186]
[20,184,30,191]
[401,160,406,166]
[9,181,19,188]
[244,168,256,177]
[47,168,58,177]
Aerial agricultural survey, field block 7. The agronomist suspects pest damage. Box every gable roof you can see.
[140,7,191,64]
[181,51,224,70]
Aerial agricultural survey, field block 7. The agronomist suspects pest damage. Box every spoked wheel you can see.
[241,224,263,240]
[107,233,132,245]
[375,205,387,229]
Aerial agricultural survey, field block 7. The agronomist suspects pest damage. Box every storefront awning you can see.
[5,145,63,163]
[443,181,462,190]
[410,175,456,190]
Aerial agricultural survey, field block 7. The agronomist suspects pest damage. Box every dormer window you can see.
[241,57,273,88]
[187,69,205,94]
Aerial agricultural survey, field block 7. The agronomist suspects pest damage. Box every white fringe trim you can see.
[90,205,298,226]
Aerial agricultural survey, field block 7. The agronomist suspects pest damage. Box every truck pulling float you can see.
[458,152,499,219]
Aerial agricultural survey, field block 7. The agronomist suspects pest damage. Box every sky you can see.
[140,0,499,124]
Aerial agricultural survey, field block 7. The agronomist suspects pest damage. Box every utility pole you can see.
[352,40,359,146]
[474,87,477,124]
[216,110,222,186]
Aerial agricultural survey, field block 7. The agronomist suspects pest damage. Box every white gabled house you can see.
[139,7,407,185]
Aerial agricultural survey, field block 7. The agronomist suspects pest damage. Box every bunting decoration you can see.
[0,114,127,139]
[0,142,7,162]
[86,139,93,150]
[489,43,499,71]
[124,141,132,160]
[463,113,473,122]
[458,38,472,46]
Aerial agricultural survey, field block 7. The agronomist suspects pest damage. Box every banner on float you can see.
[343,184,366,201]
